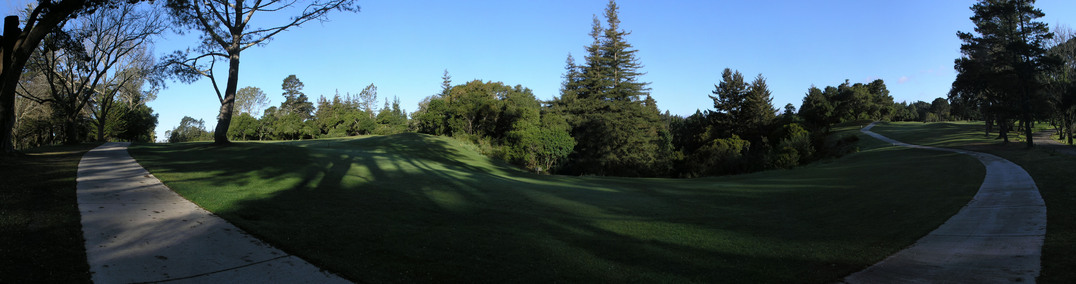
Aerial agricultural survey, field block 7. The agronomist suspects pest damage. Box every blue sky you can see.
[4,0,1076,141]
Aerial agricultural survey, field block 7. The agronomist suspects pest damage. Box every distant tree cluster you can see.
[413,79,575,174]
[412,1,921,177]
[200,75,408,142]
[892,98,953,122]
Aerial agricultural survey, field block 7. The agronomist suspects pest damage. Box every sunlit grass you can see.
[130,129,984,283]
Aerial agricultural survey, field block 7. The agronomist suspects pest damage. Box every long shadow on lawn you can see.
[131,133,979,283]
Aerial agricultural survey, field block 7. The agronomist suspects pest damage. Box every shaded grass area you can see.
[0,143,98,283]
[129,129,984,283]
[871,121,1076,283]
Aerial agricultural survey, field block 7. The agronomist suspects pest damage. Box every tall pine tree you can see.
[956,0,1056,147]
[552,0,671,176]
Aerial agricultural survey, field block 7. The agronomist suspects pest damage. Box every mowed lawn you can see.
[129,125,985,283]
[870,121,1076,283]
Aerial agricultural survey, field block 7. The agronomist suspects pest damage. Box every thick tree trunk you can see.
[1023,102,1033,149]
[0,2,86,153]
[999,117,1010,143]
[1,16,20,153]
[985,113,993,137]
[64,115,79,145]
[1067,114,1074,145]
[213,52,240,145]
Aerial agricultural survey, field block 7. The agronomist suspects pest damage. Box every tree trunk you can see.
[1066,115,1073,145]
[0,2,86,153]
[96,119,105,142]
[64,115,79,145]
[1,16,20,153]
[985,113,993,137]
[999,117,1010,143]
[1023,107,1033,148]
[213,52,240,145]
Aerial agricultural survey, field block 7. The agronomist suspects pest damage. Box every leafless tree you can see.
[0,0,115,153]
[163,0,358,144]
[18,3,165,143]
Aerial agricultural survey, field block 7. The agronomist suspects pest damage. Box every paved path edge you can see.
[842,122,1046,283]
[76,142,352,283]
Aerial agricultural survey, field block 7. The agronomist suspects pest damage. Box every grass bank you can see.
[870,121,1076,283]
[129,127,984,283]
[0,143,98,283]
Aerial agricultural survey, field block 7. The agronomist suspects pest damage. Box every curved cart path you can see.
[76,142,350,283]
[844,123,1046,283]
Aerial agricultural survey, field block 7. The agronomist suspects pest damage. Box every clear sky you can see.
[4,0,1076,142]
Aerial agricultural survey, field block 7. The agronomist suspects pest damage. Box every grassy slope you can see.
[130,128,985,283]
[870,121,1076,283]
[0,144,98,283]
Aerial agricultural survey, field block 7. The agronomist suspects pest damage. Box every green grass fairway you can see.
[0,144,98,283]
[129,127,985,283]
[870,121,1076,283]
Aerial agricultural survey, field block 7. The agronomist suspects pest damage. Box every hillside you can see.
[129,127,984,283]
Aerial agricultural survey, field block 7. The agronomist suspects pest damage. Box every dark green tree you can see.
[374,96,408,135]
[551,0,672,176]
[931,97,951,121]
[798,86,835,130]
[279,75,314,120]
[166,116,211,143]
[956,0,1056,147]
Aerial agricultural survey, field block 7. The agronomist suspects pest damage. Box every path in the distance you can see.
[843,123,1046,283]
[76,142,350,283]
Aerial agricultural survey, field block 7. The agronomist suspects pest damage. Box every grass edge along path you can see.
[129,128,984,283]
[844,122,1044,283]
[0,143,99,283]
[870,121,1076,283]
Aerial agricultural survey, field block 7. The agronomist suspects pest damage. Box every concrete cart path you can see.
[844,123,1046,283]
[76,142,350,283]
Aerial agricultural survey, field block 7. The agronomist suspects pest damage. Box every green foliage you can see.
[684,135,750,177]
[166,116,212,143]
[772,123,813,168]
[374,97,408,135]
[228,112,260,140]
[414,80,574,173]
[114,103,158,142]
[279,75,315,120]
[954,0,1057,146]
[505,112,576,174]
[799,86,836,130]
[551,0,673,176]
[797,80,894,128]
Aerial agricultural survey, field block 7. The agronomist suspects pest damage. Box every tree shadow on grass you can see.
[130,133,983,283]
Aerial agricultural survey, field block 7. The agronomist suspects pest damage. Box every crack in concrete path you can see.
[76,142,351,283]
[843,123,1046,283]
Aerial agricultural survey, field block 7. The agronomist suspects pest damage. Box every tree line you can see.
[4,3,163,150]
[7,0,1069,178]
[166,75,408,143]
[0,0,358,152]
[404,1,954,177]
